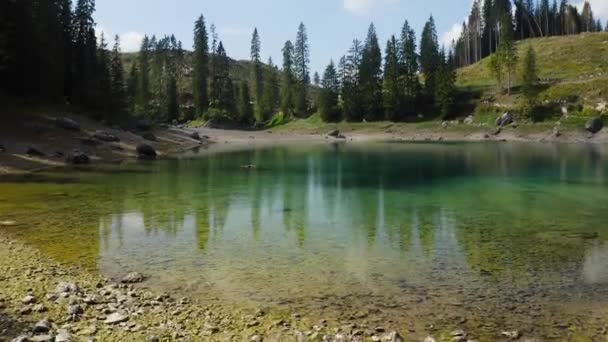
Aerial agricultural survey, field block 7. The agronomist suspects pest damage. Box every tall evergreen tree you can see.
[138,36,152,114]
[209,42,235,116]
[126,62,139,114]
[359,23,383,121]
[261,57,280,118]
[237,81,254,125]
[280,40,296,116]
[319,60,341,122]
[193,15,209,118]
[96,32,112,112]
[313,72,320,86]
[73,0,97,107]
[110,35,126,116]
[383,36,403,121]
[250,28,265,122]
[294,22,310,117]
[399,21,421,117]
[342,39,364,122]
[420,16,440,99]
[520,45,539,113]
[434,49,456,117]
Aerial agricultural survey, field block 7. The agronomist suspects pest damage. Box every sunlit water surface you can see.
[1,142,608,339]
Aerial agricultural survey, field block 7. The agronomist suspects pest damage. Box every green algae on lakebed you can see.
[1,141,608,340]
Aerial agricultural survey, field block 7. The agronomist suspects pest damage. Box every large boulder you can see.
[190,131,201,140]
[495,112,514,127]
[26,146,45,157]
[136,143,157,160]
[66,150,90,165]
[585,117,603,134]
[55,117,80,131]
[142,132,157,141]
[93,130,120,142]
[328,130,340,138]
[136,119,152,131]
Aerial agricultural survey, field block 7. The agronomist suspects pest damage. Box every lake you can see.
[1,141,608,340]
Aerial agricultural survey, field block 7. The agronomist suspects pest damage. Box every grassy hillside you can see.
[455,32,608,126]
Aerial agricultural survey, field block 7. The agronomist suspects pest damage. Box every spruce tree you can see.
[280,40,296,116]
[126,62,139,114]
[193,15,209,117]
[420,16,440,100]
[499,13,518,95]
[294,22,310,117]
[313,72,320,86]
[97,32,112,113]
[342,39,364,122]
[434,49,456,118]
[250,28,265,122]
[319,60,341,122]
[261,57,280,118]
[383,36,403,121]
[359,23,383,121]
[110,35,126,116]
[138,36,152,114]
[399,21,421,117]
[520,45,539,113]
[238,81,254,125]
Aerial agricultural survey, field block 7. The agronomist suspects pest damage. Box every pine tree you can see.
[383,36,403,121]
[319,60,341,122]
[238,81,254,125]
[359,23,383,121]
[126,62,139,114]
[520,45,539,113]
[434,49,456,118]
[420,16,440,100]
[294,22,310,117]
[209,42,236,117]
[250,28,265,122]
[313,72,320,86]
[280,40,296,116]
[138,36,152,114]
[342,39,364,122]
[110,35,126,117]
[73,0,97,107]
[96,32,112,113]
[261,57,280,118]
[399,21,421,117]
[193,15,209,117]
[499,13,518,95]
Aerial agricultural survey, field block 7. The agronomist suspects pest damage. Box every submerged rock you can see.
[93,130,120,142]
[328,130,340,138]
[136,144,157,160]
[66,150,90,165]
[55,117,80,131]
[585,117,603,134]
[190,131,201,140]
[26,147,45,157]
[142,132,157,141]
[121,272,146,284]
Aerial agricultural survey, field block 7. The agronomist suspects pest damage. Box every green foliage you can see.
[208,42,236,118]
[237,81,254,125]
[294,23,310,117]
[250,28,265,122]
[520,45,539,116]
[341,40,364,122]
[280,41,296,117]
[383,36,403,121]
[110,35,127,118]
[319,60,341,122]
[399,21,421,116]
[420,16,440,97]
[434,51,456,118]
[360,23,383,121]
[193,15,209,118]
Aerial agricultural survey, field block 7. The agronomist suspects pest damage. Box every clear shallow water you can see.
[1,142,608,339]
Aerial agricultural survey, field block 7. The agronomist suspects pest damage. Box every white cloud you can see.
[95,25,144,52]
[440,23,463,49]
[343,0,397,15]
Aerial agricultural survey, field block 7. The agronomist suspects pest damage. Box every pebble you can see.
[104,312,129,324]
[55,329,72,342]
[501,331,521,339]
[33,304,46,313]
[33,318,50,333]
[20,305,32,315]
[22,295,36,304]
[250,335,263,342]
[121,272,146,284]
[31,335,53,342]
[67,304,83,316]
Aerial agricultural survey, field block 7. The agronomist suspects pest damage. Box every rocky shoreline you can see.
[0,234,423,342]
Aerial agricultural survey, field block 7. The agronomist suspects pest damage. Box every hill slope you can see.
[457,32,608,111]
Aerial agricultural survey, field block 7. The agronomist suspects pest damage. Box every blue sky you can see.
[95,0,608,75]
